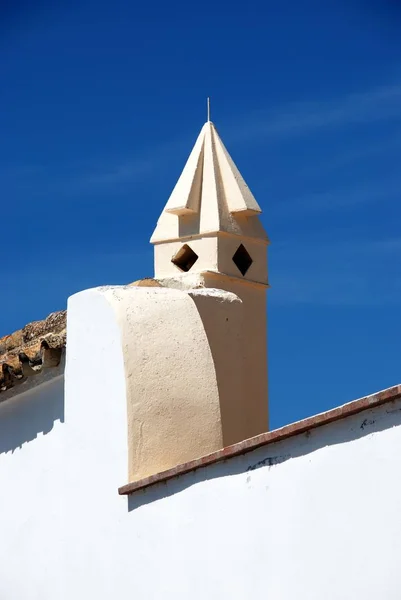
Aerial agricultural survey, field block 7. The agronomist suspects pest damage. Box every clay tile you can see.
[0,309,67,394]
[129,278,163,287]
[42,345,62,368]
[0,329,24,354]
[20,340,43,363]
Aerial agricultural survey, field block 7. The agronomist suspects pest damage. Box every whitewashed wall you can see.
[0,375,65,599]
[0,288,400,600]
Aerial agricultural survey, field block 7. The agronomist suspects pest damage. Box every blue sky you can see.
[1,0,401,429]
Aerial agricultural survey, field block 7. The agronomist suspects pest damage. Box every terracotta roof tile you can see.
[128,278,162,287]
[0,310,66,394]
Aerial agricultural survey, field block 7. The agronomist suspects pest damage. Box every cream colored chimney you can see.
[150,120,270,449]
[111,118,271,484]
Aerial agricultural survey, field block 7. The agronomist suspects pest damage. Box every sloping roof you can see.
[0,311,66,394]
[150,121,269,244]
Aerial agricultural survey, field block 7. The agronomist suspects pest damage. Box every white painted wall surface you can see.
[0,375,64,600]
[0,288,400,599]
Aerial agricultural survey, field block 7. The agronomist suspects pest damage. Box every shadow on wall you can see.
[0,374,64,455]
[127,398,401,511]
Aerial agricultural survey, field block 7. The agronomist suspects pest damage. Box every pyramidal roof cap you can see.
[151,121,268,244]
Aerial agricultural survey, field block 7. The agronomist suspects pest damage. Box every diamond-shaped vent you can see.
[232,244,253,276]
[171,244,199,272]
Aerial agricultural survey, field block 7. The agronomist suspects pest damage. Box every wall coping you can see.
[119,384,401,495]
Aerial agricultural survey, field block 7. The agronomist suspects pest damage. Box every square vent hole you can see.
[232,244,253,276]
[172,244,199,272]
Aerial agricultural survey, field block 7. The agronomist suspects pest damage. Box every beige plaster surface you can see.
[159,272,269,440]
[102,285,248,481]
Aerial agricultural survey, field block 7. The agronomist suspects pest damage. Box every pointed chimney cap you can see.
[151,121,268,244]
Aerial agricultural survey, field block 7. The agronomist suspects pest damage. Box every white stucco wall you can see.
[0,287,400,599]
[0,374,65,599]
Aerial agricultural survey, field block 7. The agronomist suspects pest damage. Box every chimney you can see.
[123,120,269,482]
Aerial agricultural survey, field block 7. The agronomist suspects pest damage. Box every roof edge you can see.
[118,383,401,495]
[0,310,66,396]
[0,353,65,404]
